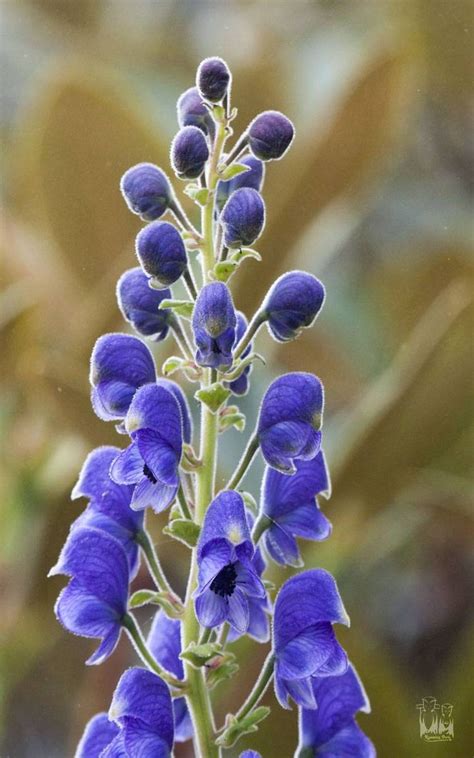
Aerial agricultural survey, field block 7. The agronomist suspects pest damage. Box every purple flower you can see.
[225,311,253,396]
[260,452,331,567]
[104,668,174,757]
[177,86,215,139]
[197,56,231,102]
[228,511,270,643]
[220,187,265,248]
[49,527,130,665]
[298,664,375,757]
[240,752,262,758]
[171,126,209,180]
[71,446,144,577]
[120,163,172,221]
[248,110,294,161]
[116,267,172,341]
[263,271,325,342]
[216,154,265,213]
[147,611,193,742]
[90,333,156,422]
[110,383,183,513]
[257,372,324,474]
[75,713,119,758]
[192,281,237,370]
[194,491,265,633]
[136,221,187,289]
[273,569,349,709]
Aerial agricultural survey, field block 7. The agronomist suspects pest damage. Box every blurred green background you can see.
[1,1,473,756]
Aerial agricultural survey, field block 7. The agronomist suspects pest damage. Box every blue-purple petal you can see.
[75,713,119,758]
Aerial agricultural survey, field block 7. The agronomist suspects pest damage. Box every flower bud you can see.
[192,282,237,370]
[171,125,209,180]
[248,110,294,161]
[216,154,265,213]
[220,187,265,248]
[263,271,325,342]
[120,163,172,221]
[136,221,187,289]
[196,56,231,103]
[177,86,215,139]
[116,267,172,341]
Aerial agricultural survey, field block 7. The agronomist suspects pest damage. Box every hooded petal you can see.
[75,713,119,758]
[258,372,324,433]
[276,623,344,680]
[122,722,171,758]
[125,383,183,455]
[117,267,171,341]
[110,442,144,485]
[156,378,193,444]
[197,539,233,588]
[262,452,331,518]
[197,490,253,560]
[72,509,140,579]
[264,523,301,567]
[273,569,349,653]
[50,527,129,611]
[71,446,133,503]
[90,333,156,421]
[109,668,174,750]
[259,422,321,473]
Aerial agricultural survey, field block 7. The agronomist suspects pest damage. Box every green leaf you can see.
[216,706,271,748]
[159,299,194,319]
[209,261,238,283]
[206,657,240,690]
[195,382,231,413]
[183,183,210,206]
[212,104,226,121]
[230,247,262,262]
[128,590,183,618]
[219,162,252,181]
[180,641,223,667]
[219,411,246,433]
[162,356,186,376]
[163,519,201,548]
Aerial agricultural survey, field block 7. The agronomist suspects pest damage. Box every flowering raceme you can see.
[50,56,374,758]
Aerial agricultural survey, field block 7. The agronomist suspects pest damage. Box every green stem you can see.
[199,626,213,645]
[170,197,200,239]
[178,484,193,521]
[136,529,181,605]
[181,109,229,758]
[233,310,266,360]
[170,316,193,361]
[234,652,274,722]
[225,433,259,490]
[184,268,198,300]
[123,612,184,690]
[251,513,272,544]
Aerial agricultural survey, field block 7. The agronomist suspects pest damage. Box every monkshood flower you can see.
[257,372,324,474]
[147,610,193,742]
[192,281,237,370]
[120,163,172,221]
[240,752,262,758]
[177,86,215,138]
[225,311,253,396]
[260,451,331,567]
[197,56,231,102]
[297,664,374,758]
[90,333,156,422]
[248,110,295,161]
[136,220,188,289]
[194,491,266,632]
[156,377,193,444]
[273,569,350,709]
[75,713,119,758]
[171,125,209,180]
[105,668,174,756]
[116,267,172,341]
[110,382,183,512]
[49,526,129,665]
[228,511,270,643]
[263,271,325,342]
[221,187,265,248]
[71,445,144,577]
[216,154,265,213]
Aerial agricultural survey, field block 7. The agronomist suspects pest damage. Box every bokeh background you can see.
[1,1,473,756]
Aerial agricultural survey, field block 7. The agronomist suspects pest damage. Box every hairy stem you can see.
[177,484,193,521]
[233,310,266,360]
[234,651,274,722]
[225,433,259,490]
[137,529,181,606]
[123,612,184,690]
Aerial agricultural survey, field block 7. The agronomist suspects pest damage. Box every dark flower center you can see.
[143,464,157,484]
[210,562,237,598]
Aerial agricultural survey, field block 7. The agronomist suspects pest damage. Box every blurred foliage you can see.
[1,1,473,757]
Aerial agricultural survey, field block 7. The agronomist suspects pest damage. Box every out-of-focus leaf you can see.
[236,50,413,312]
